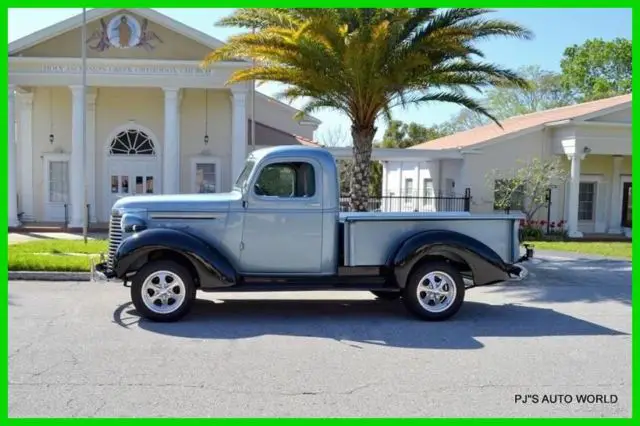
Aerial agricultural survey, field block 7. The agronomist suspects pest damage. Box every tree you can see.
[368,151,384,198]
[439,65,576,132]
[439,108,490,133]
[316,125,359,196]
[484,65,576,117]
[486,157,569,222]
[380,120,446,148]
[560,37,632,102]
[203,8,533,211]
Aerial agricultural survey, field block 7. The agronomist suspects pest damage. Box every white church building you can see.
[8,8,322,229]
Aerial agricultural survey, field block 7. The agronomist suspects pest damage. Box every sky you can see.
[8,7,633,145]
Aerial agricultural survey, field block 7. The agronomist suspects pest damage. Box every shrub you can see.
[519,219,567,241]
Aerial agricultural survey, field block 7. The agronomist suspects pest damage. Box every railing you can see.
[340,189,471,213]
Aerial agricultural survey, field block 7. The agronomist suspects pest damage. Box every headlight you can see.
[120,213,148,233]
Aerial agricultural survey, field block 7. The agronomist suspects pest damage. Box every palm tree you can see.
[203,8,533,211]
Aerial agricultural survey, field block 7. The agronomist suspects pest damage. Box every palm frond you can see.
[411,91,502,127]
[205,7,533,130]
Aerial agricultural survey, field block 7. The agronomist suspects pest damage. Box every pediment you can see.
[10,8,230,62]
[584,105,631,124]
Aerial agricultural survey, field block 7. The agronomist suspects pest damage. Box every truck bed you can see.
[338,211,523,267]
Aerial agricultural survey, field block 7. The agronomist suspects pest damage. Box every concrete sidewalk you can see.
[9,232,108,245]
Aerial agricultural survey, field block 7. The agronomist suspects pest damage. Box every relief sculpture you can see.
[86,15,163,52]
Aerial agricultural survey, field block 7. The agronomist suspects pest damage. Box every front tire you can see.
[131,260,197,322]
[402,260,465,321]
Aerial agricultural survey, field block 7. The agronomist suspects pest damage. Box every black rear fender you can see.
[387,230,513,288]
[113,228,237,288]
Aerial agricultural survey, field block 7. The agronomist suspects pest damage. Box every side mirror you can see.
[241,183,249,208]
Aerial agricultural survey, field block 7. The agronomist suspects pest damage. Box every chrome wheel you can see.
[416,270,457,313]
[141,270,187,314]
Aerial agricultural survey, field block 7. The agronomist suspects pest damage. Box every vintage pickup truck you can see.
[93,145,531,322]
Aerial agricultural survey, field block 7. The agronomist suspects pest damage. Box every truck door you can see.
[239,158,323,274]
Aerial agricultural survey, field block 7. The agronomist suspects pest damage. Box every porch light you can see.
[49,134,54,144]
[204,134,209,145]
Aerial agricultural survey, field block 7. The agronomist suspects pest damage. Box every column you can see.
[381,161,389,210]
[69,85,85,228]
[381,161,388,195]
[458,154,470,195]
[398,161,404,211]
[86,90,97,222]
[230,88,248,183]
[566,152,583,238]
[608,155,623,234]
[17,91,34,222]
[8,85,19,227]
[416,162,421,211]
[163,87,181,194]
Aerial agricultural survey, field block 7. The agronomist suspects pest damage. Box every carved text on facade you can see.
[40,64,216,76]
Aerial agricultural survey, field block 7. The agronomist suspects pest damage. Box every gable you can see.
[12,10,214,62]
[585,107,631,124]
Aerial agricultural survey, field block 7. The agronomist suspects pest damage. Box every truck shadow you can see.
[488,256,631,305]
[114,298,627,350]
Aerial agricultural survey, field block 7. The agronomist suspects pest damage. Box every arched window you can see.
[109,129,156,156]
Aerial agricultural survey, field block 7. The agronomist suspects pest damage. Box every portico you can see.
[9,60,252,227]
[551,119,632,238]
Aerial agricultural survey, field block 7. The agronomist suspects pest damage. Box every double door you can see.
[108,160,160,212]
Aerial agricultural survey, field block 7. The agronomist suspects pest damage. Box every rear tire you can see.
[402,260,465,321]
[131,260,197,322]
[370,290,401,301]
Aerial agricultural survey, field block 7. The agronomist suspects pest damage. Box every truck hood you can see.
[112,191,242,213]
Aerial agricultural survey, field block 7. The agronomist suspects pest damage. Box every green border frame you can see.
[2,2,636,422]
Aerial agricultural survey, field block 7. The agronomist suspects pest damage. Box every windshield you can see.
[234,159,256,192]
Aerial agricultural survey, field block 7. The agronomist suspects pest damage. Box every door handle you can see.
[307,202,321,207]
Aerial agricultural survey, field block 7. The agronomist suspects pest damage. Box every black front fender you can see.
[387,229,515,288]
[113,227,237,287]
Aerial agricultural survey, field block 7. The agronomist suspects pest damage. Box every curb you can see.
[9,271,91,281]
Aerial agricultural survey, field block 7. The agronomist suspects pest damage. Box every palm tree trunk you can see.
[349,125,376,212]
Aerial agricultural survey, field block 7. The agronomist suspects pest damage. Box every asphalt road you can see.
[9,252,632,418]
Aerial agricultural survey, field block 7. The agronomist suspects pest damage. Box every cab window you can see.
[254,161,316,198]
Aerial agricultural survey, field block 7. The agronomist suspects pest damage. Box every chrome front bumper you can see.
[90,254,116,282]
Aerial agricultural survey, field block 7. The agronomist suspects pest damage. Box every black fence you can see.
[340,189,471,213]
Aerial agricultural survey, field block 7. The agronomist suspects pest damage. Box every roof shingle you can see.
[409,94,632,150]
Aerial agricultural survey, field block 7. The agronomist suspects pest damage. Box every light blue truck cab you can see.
[94,145,531,322]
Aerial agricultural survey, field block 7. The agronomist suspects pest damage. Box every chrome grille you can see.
[107,212,123,269]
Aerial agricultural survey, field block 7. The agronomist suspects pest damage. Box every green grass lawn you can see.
[527,241,632,259]
[9,239,110,272]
